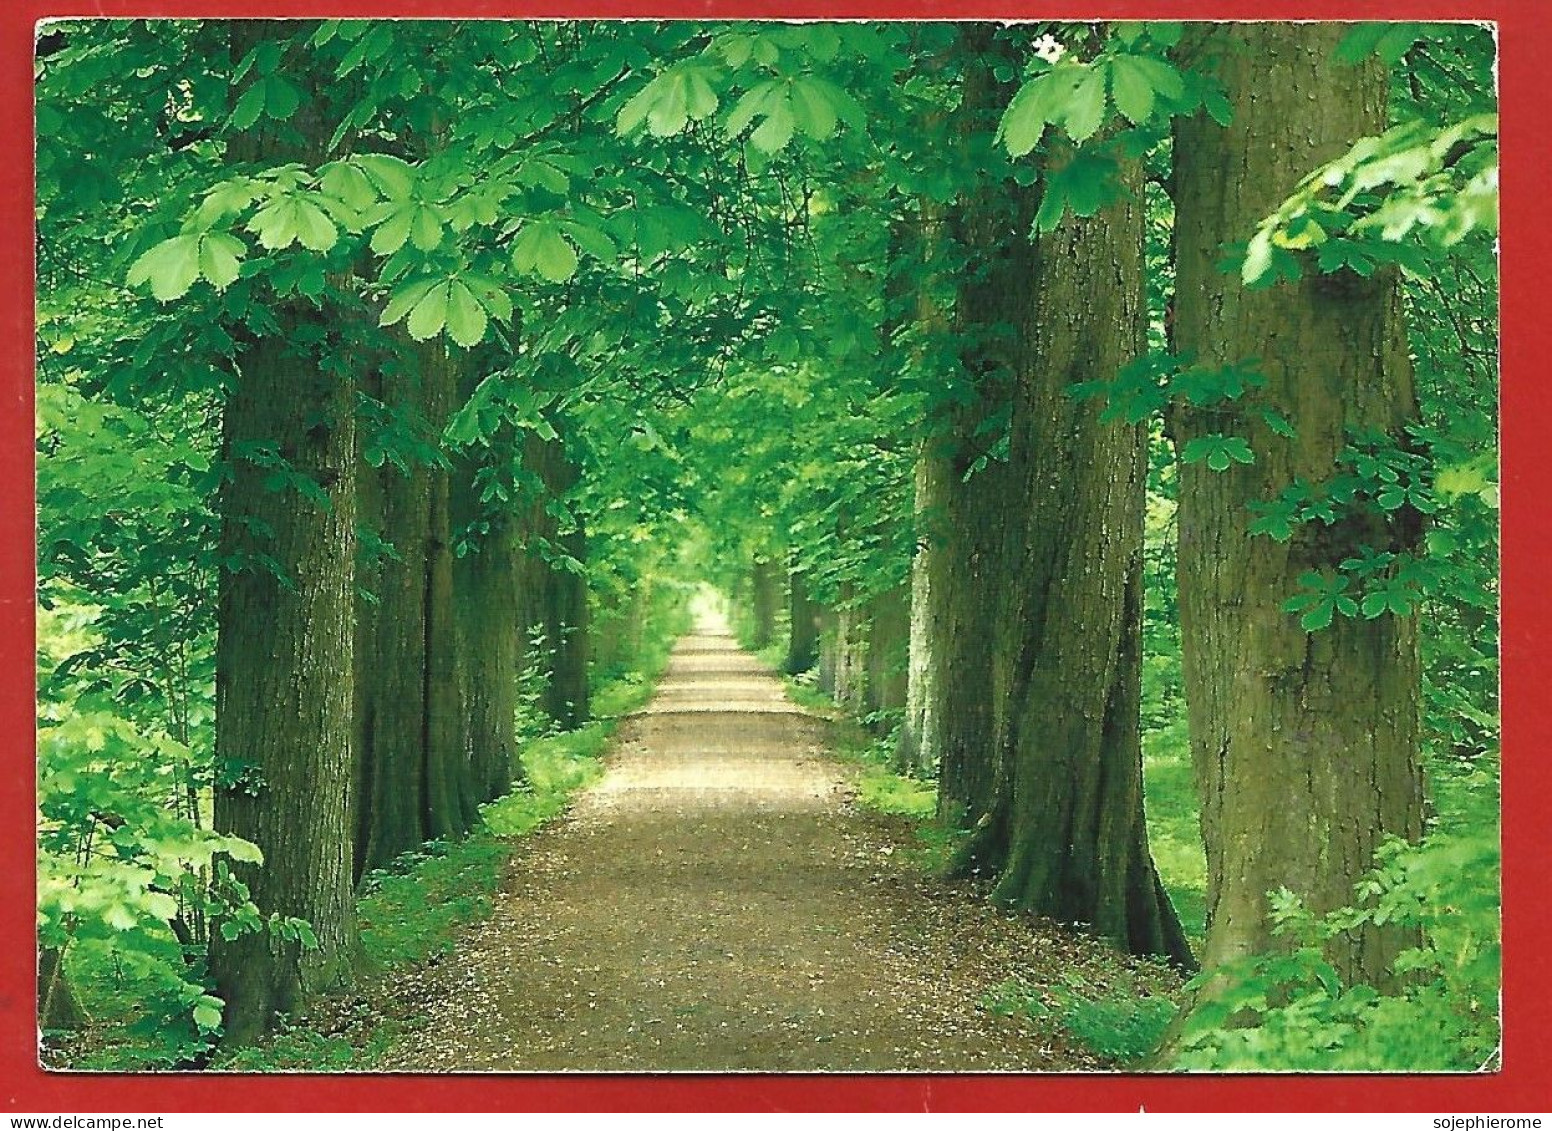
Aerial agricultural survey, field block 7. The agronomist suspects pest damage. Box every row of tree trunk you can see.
[748,23,1424,991]
[812,587,911,721]
[210,329,593,1044]
[351,352,592,882]
[204,27,595,1043]
[211,334,593,1044]
[1168,23,1423,986]
[743,552,910,728]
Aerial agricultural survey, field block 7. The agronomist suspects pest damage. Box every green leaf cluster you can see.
[998,49,1185,156]
[1243,115,1497,288]
[1174,827,1500,1071]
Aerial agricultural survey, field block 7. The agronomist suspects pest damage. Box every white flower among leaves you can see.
[1033,33,1066,64]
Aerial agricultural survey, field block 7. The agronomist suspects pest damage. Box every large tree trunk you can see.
[209,22,359,1046]
[977,148,1191,967]
[354,376,409,880]
[893,197,950,777]
[938,26,1189,966]
[212,326,359,1042]
[354,364,432,881]
[815,605,840,696]
[925,438,1009,838]
[897,453,943,775]
[453,446,524,806]
[833,589,869,714]
[927,28,1020,840]
[420,342,476,839]
[1170,23,1423,986]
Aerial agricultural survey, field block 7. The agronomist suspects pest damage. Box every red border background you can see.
[4,0,1546,1113]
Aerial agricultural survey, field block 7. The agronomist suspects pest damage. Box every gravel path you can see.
[378,612,1131,1072]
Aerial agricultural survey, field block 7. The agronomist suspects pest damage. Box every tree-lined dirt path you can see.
[379,610,1113,1072]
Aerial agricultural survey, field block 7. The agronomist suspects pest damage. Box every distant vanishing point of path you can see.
[379,609,1114,1072]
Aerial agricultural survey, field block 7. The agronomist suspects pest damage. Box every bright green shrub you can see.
[1173,827,1500,1071]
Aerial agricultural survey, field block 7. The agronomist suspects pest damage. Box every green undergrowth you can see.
[45,932,209,1070]
[210,690,665,1070]
[779,649,1209,940]
[214,1010,410,1072]
[1138,655,1500,1070]
[355,836,510,971]
[744,630,787,672]
[480,724,614,840]
[781,656,1197,1069]
[210,720,629,1069]
[856,762,936,821]
[355,592,690,974]
[984,969,1180,1067]
[1170,758,1500,1072]
[781,674,839,716]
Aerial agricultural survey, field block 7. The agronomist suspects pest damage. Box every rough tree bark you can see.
[894,200,952,778]
[815,605,840,695]
[939,26,1190,966]
[923,434,1011,836]
[1170,22,1423,985]
[353,360,433,882]
[420,342,475,841]
[977,151,1190,966]
[832,588,869,715]
[451,430,524,808]
[898,455,944,775]
[926,26,1021,839]
[209,21,360,1045]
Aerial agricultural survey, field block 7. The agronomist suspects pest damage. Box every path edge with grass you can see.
[211,614,691,1072]
[755,638,1192,1070]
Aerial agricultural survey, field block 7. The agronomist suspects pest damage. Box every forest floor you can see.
[375,611,1165,1072]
